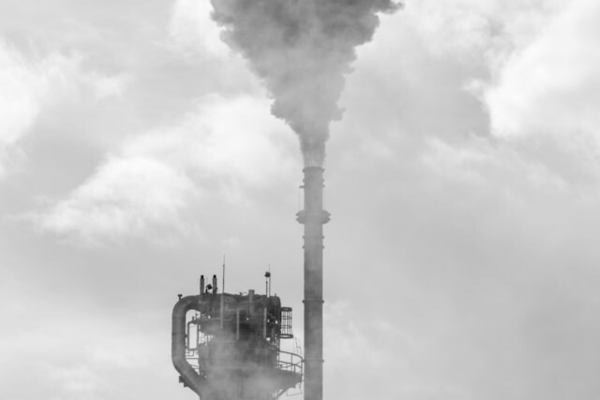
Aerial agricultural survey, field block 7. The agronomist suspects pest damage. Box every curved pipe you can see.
[172,295,205,397]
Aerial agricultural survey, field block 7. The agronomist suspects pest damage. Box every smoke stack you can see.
[297,166,330,400]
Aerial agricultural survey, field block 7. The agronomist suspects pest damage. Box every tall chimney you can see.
[297,166,330,400]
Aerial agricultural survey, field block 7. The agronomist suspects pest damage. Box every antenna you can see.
[220,255,226,328]
[265,265,271,297]
[222,254,226,294]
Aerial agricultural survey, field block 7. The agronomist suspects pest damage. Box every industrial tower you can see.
[172,274,303,399]
[297,166,330,400]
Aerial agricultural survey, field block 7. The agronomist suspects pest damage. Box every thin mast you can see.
[220,255,226,328]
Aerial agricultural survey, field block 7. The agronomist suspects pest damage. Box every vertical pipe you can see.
[221,258,225,328]
[236,309,240,340]
[266,268,271,297]
[222,256,226,294]
[297,167,330,400]
[263,307,267,338]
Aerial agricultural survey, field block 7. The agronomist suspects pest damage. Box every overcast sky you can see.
[2,0,600,399]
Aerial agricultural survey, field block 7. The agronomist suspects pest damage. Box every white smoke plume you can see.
[210,0,401,166]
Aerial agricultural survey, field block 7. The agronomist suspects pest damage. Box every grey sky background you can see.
[2,0,600,399]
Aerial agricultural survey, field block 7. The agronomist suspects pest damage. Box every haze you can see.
[2,1,600,399]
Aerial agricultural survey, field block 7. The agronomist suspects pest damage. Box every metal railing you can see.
[277,349,304,376]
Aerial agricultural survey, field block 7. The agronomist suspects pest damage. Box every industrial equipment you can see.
[172,274,303,400]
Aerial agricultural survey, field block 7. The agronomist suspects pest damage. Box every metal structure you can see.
[296,167,330,400]
[172,274,303,400]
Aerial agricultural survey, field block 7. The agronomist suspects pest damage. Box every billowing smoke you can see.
[210,0,401,166]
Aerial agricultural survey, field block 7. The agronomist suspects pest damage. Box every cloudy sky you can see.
[2,0,600,399]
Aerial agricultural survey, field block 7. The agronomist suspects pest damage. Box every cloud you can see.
[0,40,43,145]
[0,38,132,179]
[354,0,600,191]
[45,364,106,400]
[30,94,295,245]
[484,0,600,141]
[0,39,53,177]
[0,280,170,400]
[34,156,198,246]
[405,0,496,59]
[405,0,564,61]
[324,300,469,399]
[421,136,570,194]
[167,0,229,58]
[85,71,132,99]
